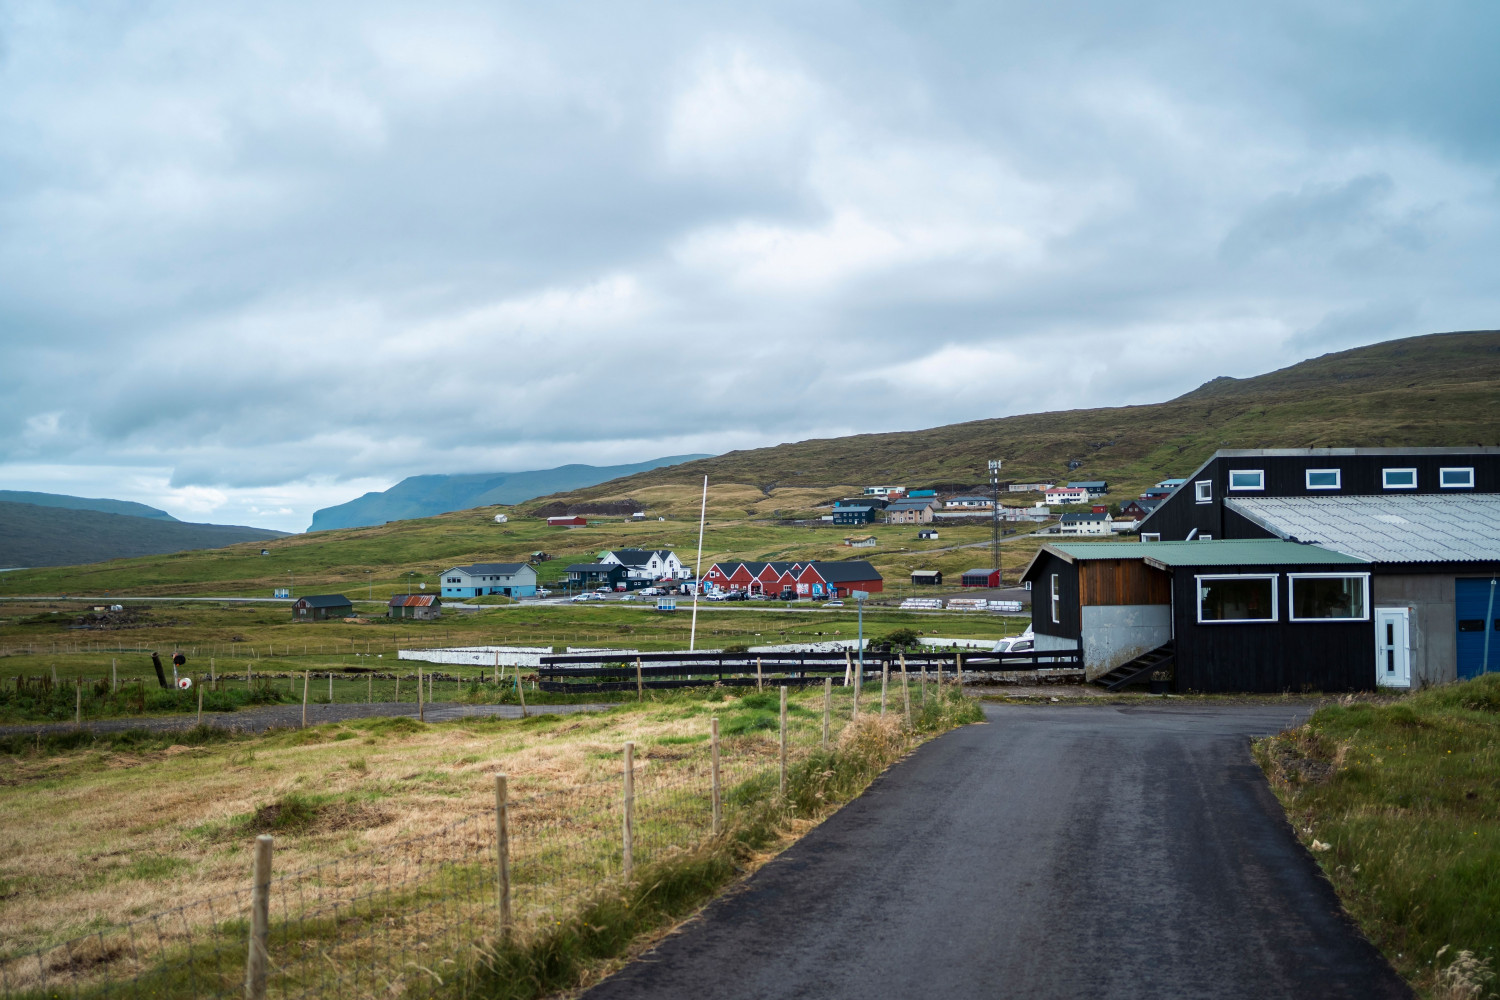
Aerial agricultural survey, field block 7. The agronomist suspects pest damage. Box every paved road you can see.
[0,701,613,738]
[584,702,1410,1000]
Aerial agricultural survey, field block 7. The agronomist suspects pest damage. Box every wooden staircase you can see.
[1094,641,1174,692]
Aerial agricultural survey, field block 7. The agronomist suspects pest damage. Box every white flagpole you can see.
[689,475,708,652]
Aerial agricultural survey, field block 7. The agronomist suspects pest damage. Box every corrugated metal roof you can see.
[1039,539,1366,567]
[388,594,437,607]
[296,594,353,607]
[1227,495,1500,563]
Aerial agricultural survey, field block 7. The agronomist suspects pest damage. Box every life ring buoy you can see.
[178,677,193,690]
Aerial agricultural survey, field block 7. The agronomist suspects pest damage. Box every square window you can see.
[1200,534,1213,541]
[1194,480,1212,503]
[1306,469,1341,490]
[1197,575,1277,623]
[1440,467,1475,489]
[1289,574,1369,621]
[1382,468,1417,489]
[1228,470,1264,491]
[1141,533,1162,543]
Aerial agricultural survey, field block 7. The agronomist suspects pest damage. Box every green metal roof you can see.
[1036,538,1367,569]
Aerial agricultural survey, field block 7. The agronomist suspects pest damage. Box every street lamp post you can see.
[287,572,294,600]
[407,571,417,595]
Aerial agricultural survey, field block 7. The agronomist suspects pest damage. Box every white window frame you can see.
[1305,468,1342,490]
[1194,480,1212,504]
[1228,469,1265,491]
[1288,572,1371,623]
[1195,573,1279,624]
[1141,533,1161,543]
[1200,534,1213,541]
[1050,573,1061,624]
[1440,466,1475,489]
[1382,468,1417,490]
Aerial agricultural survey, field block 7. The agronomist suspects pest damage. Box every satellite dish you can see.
[178,677,193,690]
[419,582,426,590]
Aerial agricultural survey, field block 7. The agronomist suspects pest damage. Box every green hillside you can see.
[555,330,1500,506]
[0,503,287,569]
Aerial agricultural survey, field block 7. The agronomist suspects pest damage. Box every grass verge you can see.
[1254,675,1500,999]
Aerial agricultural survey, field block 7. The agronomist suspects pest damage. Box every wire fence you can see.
[0,684,893,1000]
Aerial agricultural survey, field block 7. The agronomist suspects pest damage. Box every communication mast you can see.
[988,459,1003,577]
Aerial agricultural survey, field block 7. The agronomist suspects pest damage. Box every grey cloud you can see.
[2,0,1499,530]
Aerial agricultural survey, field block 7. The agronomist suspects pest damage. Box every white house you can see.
[1045,486,1090,504]
[600,549,691,581]
[944,495,994,509]
[1058,512,1113,536]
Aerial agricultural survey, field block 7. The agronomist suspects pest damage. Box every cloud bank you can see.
[2,1,1498,531]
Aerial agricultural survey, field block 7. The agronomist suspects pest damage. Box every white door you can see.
[1374,608,1411,688]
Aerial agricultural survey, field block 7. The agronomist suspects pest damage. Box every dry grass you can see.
[0,687,862,959]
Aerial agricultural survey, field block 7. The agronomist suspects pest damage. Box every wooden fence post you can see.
[822,677,831,747]
[494,652,499,687]
[901,653,911,728]
[622,742,635,880]
[880,663,889,717]
[636,658,644,702]
[843,651,852,687]
[418,665,424,722]
[955,651,963,690]
[936,656,944,691]
[515,665,528,718]
[395,675,400,702]
[779,686,788,797]
[711,717,722,836]
[757,657,763,693]
[367,673,372,704]
[328,672,333,704]
[197,680,203,725]
[210,658,215,683]
[111,658,117,693]
[494,774,511,938]
[301,672,309,728]
[246,834,272,1000]
[921,663,928,708]
[75,681,81,728]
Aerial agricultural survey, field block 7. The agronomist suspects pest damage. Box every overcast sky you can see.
[3,1,1498,532]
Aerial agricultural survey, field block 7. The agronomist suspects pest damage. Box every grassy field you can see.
[1255,675,1500,999]
[0,499,1049,603]
[0,682,982,997]
[0,599,1028,723]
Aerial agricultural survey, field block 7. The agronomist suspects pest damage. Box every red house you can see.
[794,561,883,599]
[546,516,587,527]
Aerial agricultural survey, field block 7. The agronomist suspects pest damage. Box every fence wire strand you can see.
[0,696,880,1000]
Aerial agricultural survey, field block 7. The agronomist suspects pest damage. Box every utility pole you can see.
[988,459,1003,577]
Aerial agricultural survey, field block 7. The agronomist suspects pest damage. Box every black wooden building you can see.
[1021,540,1374,693]
[1138,447,1500,542]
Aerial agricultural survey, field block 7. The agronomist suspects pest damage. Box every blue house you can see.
[440,563,538,598]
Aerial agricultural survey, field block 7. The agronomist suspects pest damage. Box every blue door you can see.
[1455,578,1499,680]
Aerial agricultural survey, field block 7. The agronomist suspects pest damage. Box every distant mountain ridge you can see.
[307,455,713,531]
[0,502,287,568]
[0,490,178,521]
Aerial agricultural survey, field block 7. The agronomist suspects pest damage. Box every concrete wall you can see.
[1079,604,1173,680]
[1373,575,1455,688]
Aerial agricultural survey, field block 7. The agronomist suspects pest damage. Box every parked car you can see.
[724,591,748,601]
[779,589,796,601]
[595,586,613,595]
[640,587,661,596]
[705,592,726,601]
[824,599,845,608]
[535,588,552,597]
[748,592,770,601]
[570,594,591,603]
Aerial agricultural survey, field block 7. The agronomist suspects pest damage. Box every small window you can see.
[1305,469,1341,490]
[1458,619,1485,633]
[1440,467,1475,489]
[1199,534,1213,541]
[1228,470,1264,491]
[1141,533,1161,543]
[1197,574,1277,623]
[1194,480,1212,504]
[1051,573,1061,624]
[1382,468,1417,489]
[1289,573,1369,621]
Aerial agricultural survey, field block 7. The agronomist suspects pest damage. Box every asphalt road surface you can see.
[584,702,1411,1000]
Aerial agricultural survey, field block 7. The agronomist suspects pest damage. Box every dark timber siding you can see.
[1027,552,1081,641]
[1141,450,1500,541]
[1079,559,1172,606]
[1170,565,1374,693]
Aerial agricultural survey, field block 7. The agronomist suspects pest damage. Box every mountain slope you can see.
[0,503,288,568]
[0,491,178,521]
[307,455,713,531]
[550,330,1500,506]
